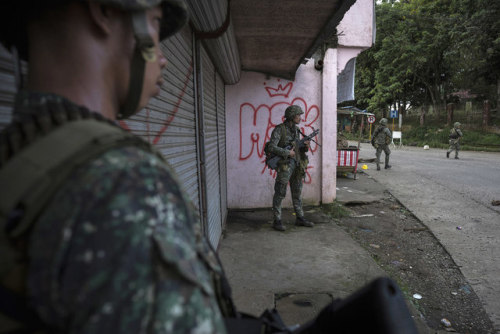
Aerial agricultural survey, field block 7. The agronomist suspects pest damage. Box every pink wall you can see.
[338,0,374,48]
[225,0,374,209]
[226,60,323,209]
[337,0,375,75]
[321,49,338,204]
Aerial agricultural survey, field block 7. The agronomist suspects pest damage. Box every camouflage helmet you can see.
[0,0,188,120]
[285,105,304,120]
[0,0,188,60]
[380,118,388,125]
[454,122,461,128]
[102,0,188,40]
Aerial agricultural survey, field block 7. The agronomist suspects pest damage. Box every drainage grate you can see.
[275,293,333,327]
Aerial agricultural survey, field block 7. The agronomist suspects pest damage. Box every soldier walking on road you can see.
[447,122,463,159]
[371,118,392,171]
[267,105,313,232]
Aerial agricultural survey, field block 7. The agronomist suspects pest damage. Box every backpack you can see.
[263,141,274,167]
[263,124,287,170]
[449,128,459,139]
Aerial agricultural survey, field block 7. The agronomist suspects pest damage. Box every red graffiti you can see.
[239,97,320,161]
[119,61,194,145]
[265,82,293,98]
[152,63,193,145]
[118,120,130,131]
[239,94,320,185]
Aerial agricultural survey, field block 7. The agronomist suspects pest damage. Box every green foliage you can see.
[355,0,500,117]
[322,202,351,220]
[463,131,500,147]
[403,126,500,151]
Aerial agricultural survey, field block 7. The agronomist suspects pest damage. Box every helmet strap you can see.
[117,11,156,120]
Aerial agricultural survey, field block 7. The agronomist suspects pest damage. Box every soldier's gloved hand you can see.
[288,150,296,158]
[304,140,311,149]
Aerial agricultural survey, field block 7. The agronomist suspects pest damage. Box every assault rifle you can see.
[265,128,320,170]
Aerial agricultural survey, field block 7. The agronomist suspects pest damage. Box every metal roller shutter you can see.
[216,73,227,225]
[121,26,201,210]
[0,46,14,130]
[0,45,27,131]
[187,0,241,84]
[201,45,222,248]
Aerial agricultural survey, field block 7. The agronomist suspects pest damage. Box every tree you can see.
[355,0,500,119]
[448,0,500,109]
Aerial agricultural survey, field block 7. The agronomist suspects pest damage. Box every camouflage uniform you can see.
[268,122,309,226]
[0,92,228,333]
[371,119,392,170]
[447,122,463,159]
[0,0,235,331]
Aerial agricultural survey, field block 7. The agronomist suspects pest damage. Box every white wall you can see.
[337,0,375,73]
[337,0,374,48]
[321,49,338,204]
[226,60,324,209]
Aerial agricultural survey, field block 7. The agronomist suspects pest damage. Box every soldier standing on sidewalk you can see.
[447,122,463,159]
[267,105,313,232]
[371,118,392,171]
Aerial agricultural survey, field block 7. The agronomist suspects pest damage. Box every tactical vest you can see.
[449,128,459,139]
[0,107,237,332]
[276,123,309,172]
[372,125,391,145]
[276,123,298,148]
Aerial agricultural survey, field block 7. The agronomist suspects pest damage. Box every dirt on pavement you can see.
[325,191,495,334]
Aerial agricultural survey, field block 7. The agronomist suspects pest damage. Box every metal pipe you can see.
[187,0,241,84]
[194,36,208,234]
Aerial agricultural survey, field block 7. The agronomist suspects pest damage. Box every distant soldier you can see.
[371,118,392,171]
[267,105,312,231]
[447,122,463,159]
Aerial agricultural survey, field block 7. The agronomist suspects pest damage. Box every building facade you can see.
[0,0,374,248]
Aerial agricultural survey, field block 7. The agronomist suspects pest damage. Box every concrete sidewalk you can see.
[218,173,429,331]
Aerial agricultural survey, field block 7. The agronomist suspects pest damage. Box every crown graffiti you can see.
[265,82,293,98]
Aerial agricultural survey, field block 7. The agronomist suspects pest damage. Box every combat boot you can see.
[296,216,314,227]
[272,219,286,231]
[455,156,459,159]
[385,156,392,169]
[376,163,381,171]
[446,152,450,158]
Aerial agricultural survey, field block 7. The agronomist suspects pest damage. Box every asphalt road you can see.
[358,142,500,333]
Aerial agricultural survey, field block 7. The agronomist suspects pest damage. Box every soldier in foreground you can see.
[267,105,313,232]
[0,1,232,332]
[371,118,392,171]
[447,122,463,159]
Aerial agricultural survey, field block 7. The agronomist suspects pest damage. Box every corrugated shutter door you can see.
[216,73,227,224]
[0,46,16,130]
[202,46,222,248]
[121,26,200,210]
